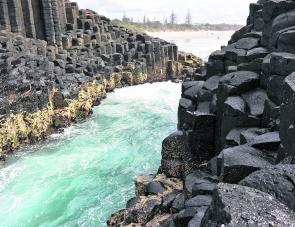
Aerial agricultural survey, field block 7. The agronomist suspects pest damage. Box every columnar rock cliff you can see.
[109,0,295,226]
[0,1,202,155]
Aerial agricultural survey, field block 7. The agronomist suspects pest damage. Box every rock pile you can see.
[110,0,295,226]
[0,1,202,155]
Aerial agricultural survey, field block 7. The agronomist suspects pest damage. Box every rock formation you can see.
[110,0,295,226]
[0,1,202,156]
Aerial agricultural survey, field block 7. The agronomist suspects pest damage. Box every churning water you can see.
[0,82,180,227]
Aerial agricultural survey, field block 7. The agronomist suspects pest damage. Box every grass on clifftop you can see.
[112,20,146,33]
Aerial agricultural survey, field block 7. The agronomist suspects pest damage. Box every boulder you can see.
[162,191,181,211]
[146,181,166,195]
[135,174,155,196]
[179,98,193,109]
[240,164,295,211]
[146,214,172,227]
[182,81,204,99]
[225,128,248,146]
[203,75,222,92]
[182,81,201,93]
[187,207,209,227]
[248,131,281,152]
[162,131,187,160]
[268,52,295,76]
[223,96,246,116]
[237,58,263,72]
[240,127,269,144]
[241,88,267,116]
[205,60,225,77]
[125,195,162,224]
[172,193,185,213]
[275,27,295,54]
[192,181,216,196]
[225,48,246,62]
[235,37,259,50]
[220,145,273,183]
[173,207,198,227]
[246,47,269,61]
[185,195,212,208]
[185,170,219,196]
[203,183,295,226]
[219,71,260,95]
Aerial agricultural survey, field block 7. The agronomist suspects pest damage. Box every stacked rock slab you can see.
[0,1,202,154]
[110,0,295,226]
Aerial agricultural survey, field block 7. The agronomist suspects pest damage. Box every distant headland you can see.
[112,14,243,33]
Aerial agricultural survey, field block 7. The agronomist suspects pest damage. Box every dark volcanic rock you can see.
[220,145,272,183]
[125,196,162,224]
[219,71,259,95]
[248,131,281,152]
[185,170,219,197]
[187,207,209,227]
[192,181,216,196]
[203,75,221,92]
[172,192,185,213]
[146,181,166,195]
[240,164,295,211]
[235,37,259,50]
[162,131,187,160]
[225,127,247,146]
[185,195,212,208]
[224,96,246,116]
[203,183,295,226]
[182,81,204,99]
[173,207,199,227]
[268,52,295,76]
[280,72,295,160]
[241,88,267,116]
[240,127,269,144]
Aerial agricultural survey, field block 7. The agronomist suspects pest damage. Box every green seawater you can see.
[0,82,181,227]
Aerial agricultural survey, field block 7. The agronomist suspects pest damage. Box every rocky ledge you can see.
[110,0,295,226]
[0,1,202,158]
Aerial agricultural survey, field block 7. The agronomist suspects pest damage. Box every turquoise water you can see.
[0,82,180,227]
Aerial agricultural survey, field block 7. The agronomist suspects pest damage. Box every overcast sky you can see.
[75,0,257,24]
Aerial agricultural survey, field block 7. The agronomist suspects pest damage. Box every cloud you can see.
[74,0,257,24]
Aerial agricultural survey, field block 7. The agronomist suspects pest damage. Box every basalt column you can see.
[0,0,10,31]
[65,2,78,30]
[31,0,45,40]
[52,0,60,44]
[41,0,56,45]
[21,0,36,38]
[7,0,25,35]
[57,0,67,34]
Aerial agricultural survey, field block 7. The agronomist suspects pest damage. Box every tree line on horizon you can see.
[114,10,242,32]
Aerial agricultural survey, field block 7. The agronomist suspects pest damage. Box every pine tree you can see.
[164,18,168,25]
[185,10,192,25]
[170,11,177,25]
